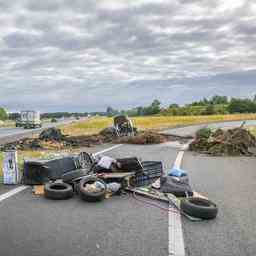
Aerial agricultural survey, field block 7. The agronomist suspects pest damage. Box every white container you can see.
[3,150,20,184]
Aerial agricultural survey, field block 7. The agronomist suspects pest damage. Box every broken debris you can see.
[189,127,256,156]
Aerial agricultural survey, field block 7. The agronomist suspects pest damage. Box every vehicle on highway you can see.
[16,110,42,129]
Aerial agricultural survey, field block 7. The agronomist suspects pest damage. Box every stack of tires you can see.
[44,169,107,202]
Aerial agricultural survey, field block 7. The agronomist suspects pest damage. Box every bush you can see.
[0,108,8,121]
[196,128,212,139]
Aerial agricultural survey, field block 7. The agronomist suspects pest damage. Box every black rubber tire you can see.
[79,176,106,202]
[62,169,88,184]
[44,182,74,200]
[180,197,218,220]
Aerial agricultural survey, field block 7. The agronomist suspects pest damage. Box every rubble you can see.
[1,127,191,151]
[39,128,65,141]
[189,127,256,156]
[118,131,167,144]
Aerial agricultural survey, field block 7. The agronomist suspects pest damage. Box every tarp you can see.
[23,156,77,185]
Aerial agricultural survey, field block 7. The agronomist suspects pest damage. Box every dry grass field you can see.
[62,114,256,136]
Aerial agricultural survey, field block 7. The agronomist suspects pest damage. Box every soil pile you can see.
[189,127,256,156]
[118,131,167,144]
[39,128,65,141]
[1,127,191,151]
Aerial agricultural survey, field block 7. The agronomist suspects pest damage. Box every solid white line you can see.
[93,144,123,156]
[173,151,185,169]
[168,143,190,256]
[0,144,123,204]
[0,185,28,203]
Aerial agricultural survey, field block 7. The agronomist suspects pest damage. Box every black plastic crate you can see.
[134,161,163,187]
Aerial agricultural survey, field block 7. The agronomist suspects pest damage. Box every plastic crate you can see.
[134,161,163,187]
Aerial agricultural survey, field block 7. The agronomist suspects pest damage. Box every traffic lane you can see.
[182,152,256,256]
[0,189,168,256]
[0,184,20,194]
[0,143,178,256]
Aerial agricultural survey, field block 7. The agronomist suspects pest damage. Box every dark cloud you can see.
[0,0,255,112]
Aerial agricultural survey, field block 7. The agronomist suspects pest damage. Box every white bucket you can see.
[3,150,20,185]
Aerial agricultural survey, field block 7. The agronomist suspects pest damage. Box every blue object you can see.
[168,167,187,177]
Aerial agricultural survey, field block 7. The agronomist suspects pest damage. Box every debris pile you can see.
[27,152,218,220]
[118,131,168,144]
[1,127,191,151]
[39,128,65,141]
[189,127,256,156]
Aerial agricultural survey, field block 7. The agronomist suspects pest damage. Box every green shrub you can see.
[196,127,212,139]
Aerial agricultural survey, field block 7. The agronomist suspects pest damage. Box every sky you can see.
[0,0,256,112]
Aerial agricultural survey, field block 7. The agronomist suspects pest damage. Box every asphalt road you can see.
[0,118,78,138]
[1,121,256,255]
[182,153,256,256]
[0,144,178,256]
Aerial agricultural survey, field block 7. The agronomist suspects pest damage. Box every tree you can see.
[169,103,179,108]
[228,98,256,113]
[210,95,228,105]
[0,108,8,120]
[202,104,215,115]
[106,106,118,117]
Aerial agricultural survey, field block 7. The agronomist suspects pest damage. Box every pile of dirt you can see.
[116,131,192,145]
[1,138,43,151]
[39,128,65,141]
[189,128,256,156]
[1,127,191,151]
[117,131,168,144]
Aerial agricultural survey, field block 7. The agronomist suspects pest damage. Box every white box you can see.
[3,150,20,184]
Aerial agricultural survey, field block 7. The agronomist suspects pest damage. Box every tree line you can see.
[106,95,256,117]
[2,95,256,121]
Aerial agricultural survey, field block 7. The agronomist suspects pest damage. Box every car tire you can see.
[79,176,106,202]
[180,197,218,220]
[44,182,74,200]
[62,169,88,184]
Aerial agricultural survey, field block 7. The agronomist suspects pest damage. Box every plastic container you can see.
[3,150,20,184]
[134,161,163,187]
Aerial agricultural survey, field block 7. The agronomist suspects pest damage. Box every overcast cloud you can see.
[0,0,255,112]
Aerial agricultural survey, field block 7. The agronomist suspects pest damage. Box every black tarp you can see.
[23,156,78,185]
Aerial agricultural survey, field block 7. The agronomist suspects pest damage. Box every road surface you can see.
[0,118,81,144]
[0,120,256,256]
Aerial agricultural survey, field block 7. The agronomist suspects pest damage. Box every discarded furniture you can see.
[113,115,135,137]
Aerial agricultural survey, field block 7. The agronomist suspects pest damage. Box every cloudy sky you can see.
[0,0,256,112]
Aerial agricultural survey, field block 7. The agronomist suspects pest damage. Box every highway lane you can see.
[0,118,78,139]
[0,143,178,256]
[182,153,256,256]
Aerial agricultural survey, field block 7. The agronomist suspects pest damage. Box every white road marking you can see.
[169,143,190,256]
[93,144,123,156]
[0,185,28,203]
[0,144,123,203]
